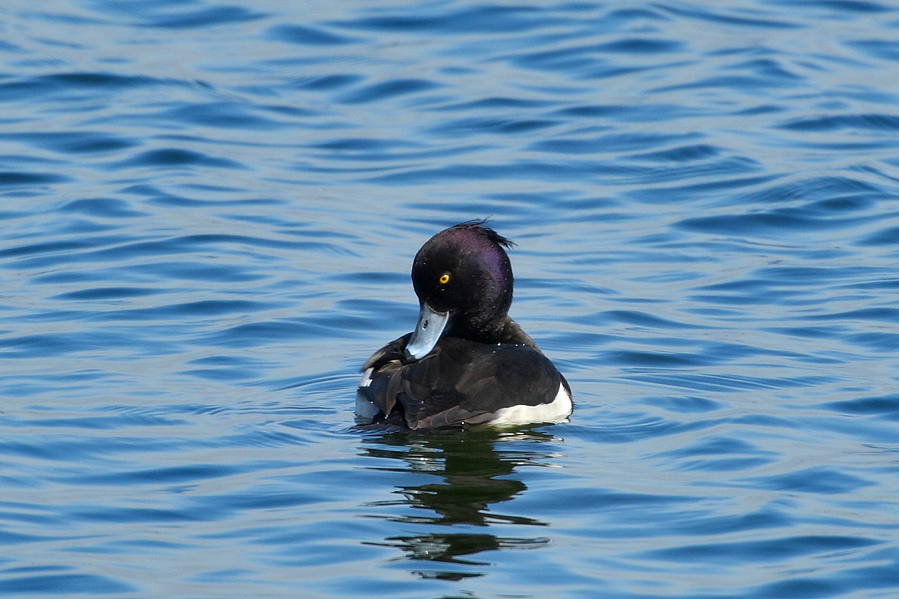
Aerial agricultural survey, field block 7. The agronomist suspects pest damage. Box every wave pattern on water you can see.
[1,0,899,598]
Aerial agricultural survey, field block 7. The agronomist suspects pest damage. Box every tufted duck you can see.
[356,221,572,429]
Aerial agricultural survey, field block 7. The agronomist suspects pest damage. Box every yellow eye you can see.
[439,273,450,285]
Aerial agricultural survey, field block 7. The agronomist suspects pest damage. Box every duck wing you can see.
[358,333,411,418]
[393,338,563,429]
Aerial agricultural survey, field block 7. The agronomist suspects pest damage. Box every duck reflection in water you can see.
[359,427,556,581]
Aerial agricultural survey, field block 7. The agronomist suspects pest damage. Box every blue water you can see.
[2,1,899,597]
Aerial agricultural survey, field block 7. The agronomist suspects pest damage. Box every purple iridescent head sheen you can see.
[410,221,514,344]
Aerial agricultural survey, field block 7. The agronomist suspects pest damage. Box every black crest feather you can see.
[452,219,515,249]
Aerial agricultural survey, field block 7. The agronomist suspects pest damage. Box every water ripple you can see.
[2,1,899,598]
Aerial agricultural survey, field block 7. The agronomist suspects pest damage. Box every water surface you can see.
[1,1,899,597]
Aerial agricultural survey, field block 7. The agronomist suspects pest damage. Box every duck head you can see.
[404,221,515,361]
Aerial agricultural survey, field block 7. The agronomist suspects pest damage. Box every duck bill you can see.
[404,303,449,361]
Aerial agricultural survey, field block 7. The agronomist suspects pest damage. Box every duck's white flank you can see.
[355,395,380,420]
[488,382,573,425]
[358,367,373,388]
[355,368,380,420]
